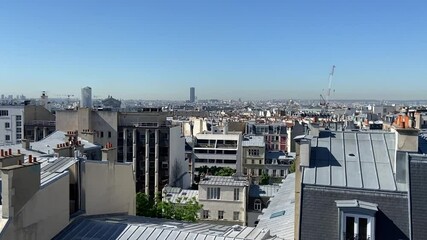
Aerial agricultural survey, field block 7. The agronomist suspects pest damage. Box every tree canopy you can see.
[136,192,203,222]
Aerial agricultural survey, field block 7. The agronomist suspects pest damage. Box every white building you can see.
[0,105,24,145]
[198,176,248,226]
[193,132,242,173]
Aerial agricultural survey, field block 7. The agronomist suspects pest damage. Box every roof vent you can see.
[232,225,242,231]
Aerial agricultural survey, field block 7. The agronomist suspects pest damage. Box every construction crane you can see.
[320,65,336,108]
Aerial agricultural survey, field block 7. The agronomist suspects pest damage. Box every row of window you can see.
[244,168,286,177]
[194,149,237,155]
[4,133,21,141]
[202,210,240,221]
[248,149,260,156]
[0,110,8,116]
[98,131,112,138]
[195,159,237,164]
[206,187,240,201]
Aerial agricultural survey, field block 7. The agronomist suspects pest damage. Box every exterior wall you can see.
[91,111,118,147]
[82,161,135,216]
[242,146,265,177]
[0,171,69,240]
[199,185,246,225]
[169,126,190,189]
[56,110,79,133]
[0,106,24,145]
[409,154,427,239]
[300,185,409,240]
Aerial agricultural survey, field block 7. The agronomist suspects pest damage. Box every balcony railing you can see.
[343,233,371,240]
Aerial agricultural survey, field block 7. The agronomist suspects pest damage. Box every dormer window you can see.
[335,200,377,240]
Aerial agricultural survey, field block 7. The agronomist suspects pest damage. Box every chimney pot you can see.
[1,149,3,157]
[57,144,60,148]
[18,160,22,165]
[29,155,33,163]
[33,157,37,162]
[8,149,12,156]
[17,149,21,155]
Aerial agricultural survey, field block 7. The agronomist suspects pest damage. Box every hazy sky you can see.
[1,0,426,100]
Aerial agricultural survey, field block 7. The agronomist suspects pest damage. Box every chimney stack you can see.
[102,142,117,163]
[1,161,41,218]
[21,139,30,150]
[0,148,25,168]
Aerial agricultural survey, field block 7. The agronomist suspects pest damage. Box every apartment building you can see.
[0,105,24,145]
[242,135,265,177]
[56,107,189,196]
[193,132,242,173]
[198,176,248,226]
[246,122,288,152]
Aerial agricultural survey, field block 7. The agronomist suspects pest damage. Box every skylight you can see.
[270,210,285,219]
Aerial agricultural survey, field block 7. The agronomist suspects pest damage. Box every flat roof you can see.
[303,131,404,192]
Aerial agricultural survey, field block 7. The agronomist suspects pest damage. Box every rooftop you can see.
[256,173,295,240]
[163,187,199,204]
[199,176,249,187]
[249,185,280,198]
[53,215,274,240]
[303,131,405,192]
[242,136,265,147]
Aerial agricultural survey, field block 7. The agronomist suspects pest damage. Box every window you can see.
[249,149,260,156]
[100,131,104,138]
[281,170,285,176]
[108,131,112,138]
[207,187,220,200]
[5,135,10,141]
[218,210,224,220]
[15,115,21,120]
[0,110,8,116]
[203,210,209,219]
[343,214,373,240]
[336,200,377,240]
[4,122,10,128]
[233,211,240,221]
[16,127,21,133]
[16,133,21,140]
[273,169,276,176]
[234,188,240,201]
[16,121,21,126]
[254,199,262,211]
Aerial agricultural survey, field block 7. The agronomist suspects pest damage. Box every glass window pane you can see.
[359,218,368,239]
[345,216,355,239]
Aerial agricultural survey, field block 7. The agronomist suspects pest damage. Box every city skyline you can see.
[1,0,427,100]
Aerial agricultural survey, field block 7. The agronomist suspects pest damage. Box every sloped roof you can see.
[303,131,404,192]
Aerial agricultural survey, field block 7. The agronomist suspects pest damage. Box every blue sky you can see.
[1,0,426,100]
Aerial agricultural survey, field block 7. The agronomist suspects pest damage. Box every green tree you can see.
[289,161,296,173]
[136,192,203,222]
[259,172,270,185]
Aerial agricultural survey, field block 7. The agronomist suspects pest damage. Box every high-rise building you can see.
[190,87,195,103]
[80,86,92,108]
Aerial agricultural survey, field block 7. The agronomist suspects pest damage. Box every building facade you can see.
[198,176,248,226]
[0,105,24,145]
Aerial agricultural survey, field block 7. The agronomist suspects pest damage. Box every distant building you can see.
[193,132,242,173]
[190,87,195,103]
[80,86,92,108]
[246,122,288,152]
[198,175,248,226]
[247,184,280,227]
[0,105,24,145]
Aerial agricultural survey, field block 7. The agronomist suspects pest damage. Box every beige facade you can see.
[242,145,265,177]
[198,176,248,226]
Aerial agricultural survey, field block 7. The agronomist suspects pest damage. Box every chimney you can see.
[21,139,30,150]
[102,142,117,163]
[293,135,312,240]
[1,162,41,218]
[0,149,25,168]
[53,142,72,157]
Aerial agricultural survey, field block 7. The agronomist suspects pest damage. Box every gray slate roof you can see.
[303,131,404,192]
[199,176,249,187]
[256,173,295,240]
[39,156,78,187]
[53,215,274,240]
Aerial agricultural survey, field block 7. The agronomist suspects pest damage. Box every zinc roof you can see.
[303,131,404,192]
[256,173,295,240]
[53,215,273,240]
[199,176,249,187]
